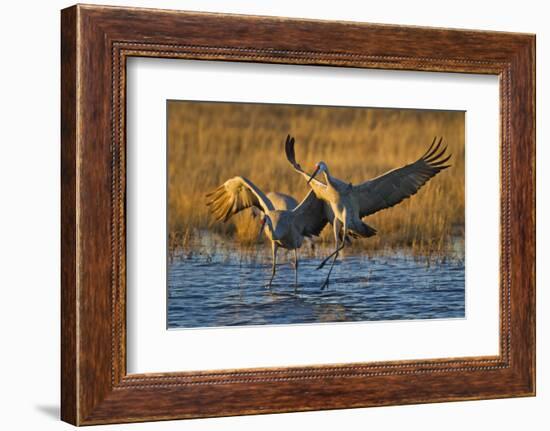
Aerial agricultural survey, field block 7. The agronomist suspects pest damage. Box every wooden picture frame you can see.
[61,4,535,425]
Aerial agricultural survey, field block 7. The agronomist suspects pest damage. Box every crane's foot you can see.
[320,279,330,291]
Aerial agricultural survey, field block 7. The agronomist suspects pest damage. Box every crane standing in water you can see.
[206,176,329,289]
[285,135,452,289]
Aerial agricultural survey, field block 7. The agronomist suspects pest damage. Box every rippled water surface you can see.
[167,238,465,329]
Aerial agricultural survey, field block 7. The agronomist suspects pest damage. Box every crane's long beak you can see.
[257,217,266,242]
[307,166,320,184]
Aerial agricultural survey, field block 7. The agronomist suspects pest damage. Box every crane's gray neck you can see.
[323,169,336,189]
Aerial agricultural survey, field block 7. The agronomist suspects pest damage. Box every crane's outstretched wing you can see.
[354,137,452,218]
[284,135,327,189]
[206,176,274,222]
[292,190,330,237]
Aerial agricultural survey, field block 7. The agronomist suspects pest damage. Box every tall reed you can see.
[168,101,465,257]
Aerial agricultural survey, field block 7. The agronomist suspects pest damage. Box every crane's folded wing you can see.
[293,190,330,237]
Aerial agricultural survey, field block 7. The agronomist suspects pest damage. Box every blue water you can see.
[167,242,465,329]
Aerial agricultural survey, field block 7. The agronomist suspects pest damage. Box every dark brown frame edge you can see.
[61,4,535,426]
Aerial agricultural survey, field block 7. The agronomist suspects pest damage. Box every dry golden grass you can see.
[168,101,464,257]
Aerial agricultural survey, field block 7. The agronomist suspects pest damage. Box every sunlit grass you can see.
[168,101,464,258]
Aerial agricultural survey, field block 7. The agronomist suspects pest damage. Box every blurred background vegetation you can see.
[167,101,464,258]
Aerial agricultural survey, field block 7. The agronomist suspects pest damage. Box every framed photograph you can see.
[61,4,535,425]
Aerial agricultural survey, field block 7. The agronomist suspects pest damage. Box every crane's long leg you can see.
[317,220,346,270]
[265,242,278,289]
[293,248,299,291]
[317,248,338,270]
[320,219,345,290]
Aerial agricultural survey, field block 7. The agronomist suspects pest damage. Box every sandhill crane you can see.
[206,176,329,289]
[285,135,452,289]
[251,192,319,254]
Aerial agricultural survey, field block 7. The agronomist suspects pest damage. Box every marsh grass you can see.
[168,101,464,258]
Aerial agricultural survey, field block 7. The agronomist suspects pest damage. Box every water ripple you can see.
[168,248,465,329]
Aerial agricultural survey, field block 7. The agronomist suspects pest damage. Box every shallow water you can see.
[167,239,465,329]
